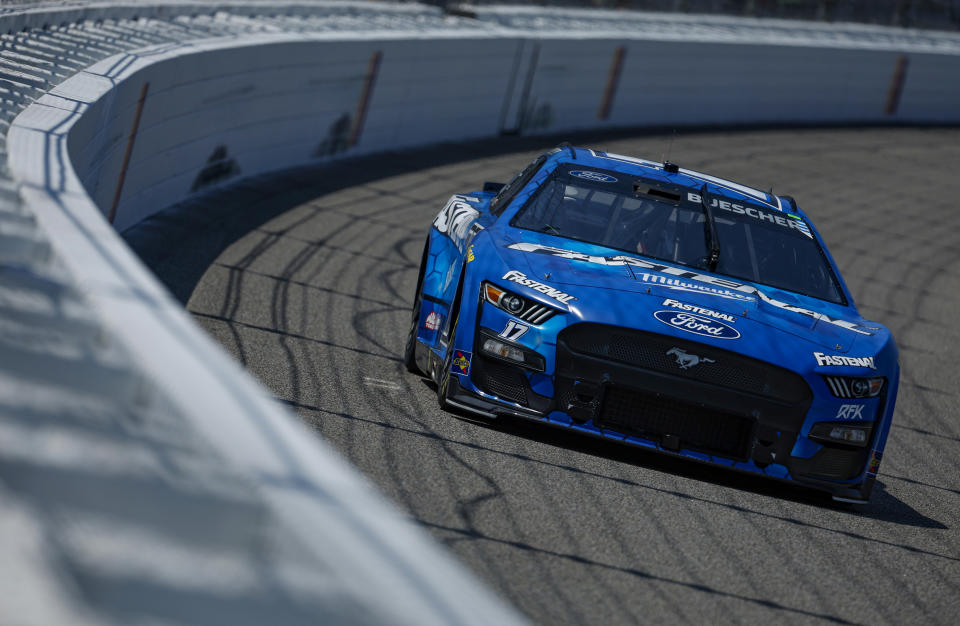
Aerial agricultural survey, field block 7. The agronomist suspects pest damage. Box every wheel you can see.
[437,272,466,411]
[403,285,423,374]
[404,240,429,375]
[436,305,459,410]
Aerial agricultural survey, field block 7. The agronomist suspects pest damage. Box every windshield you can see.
[511,166,844,304]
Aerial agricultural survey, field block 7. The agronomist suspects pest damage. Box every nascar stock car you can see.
[403,144,898,503]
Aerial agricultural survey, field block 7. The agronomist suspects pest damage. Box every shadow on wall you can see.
[314,113,352,158]
[191,145,241,193]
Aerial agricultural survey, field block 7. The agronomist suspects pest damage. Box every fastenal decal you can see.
[451,350,471,376]
[666,347,715,370]
[686,192,813,238]
[502,270,576,304]
[424,311,441,331]
[570,170,618,183]
[433,195,478,248]
[814,352,877,369]
[654,310,741,339]
[506,242,873,335]
[836,404,865,419]
[661,298,737,322]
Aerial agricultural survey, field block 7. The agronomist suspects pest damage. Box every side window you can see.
[490,155,546,217]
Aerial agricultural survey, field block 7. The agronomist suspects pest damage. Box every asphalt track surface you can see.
[127,128,960,625]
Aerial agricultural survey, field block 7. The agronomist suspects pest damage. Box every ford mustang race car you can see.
[404,144,898,503]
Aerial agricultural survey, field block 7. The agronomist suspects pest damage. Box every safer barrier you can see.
[24,11,960,232]
[14,6,960,232]
[3,2,960,623]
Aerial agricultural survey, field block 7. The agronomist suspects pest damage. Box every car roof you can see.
[553,147,797,217]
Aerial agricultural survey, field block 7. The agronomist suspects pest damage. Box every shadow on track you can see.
[415,380,948,533]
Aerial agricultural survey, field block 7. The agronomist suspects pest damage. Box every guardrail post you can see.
[348,50,382,148]
[884,55,909,116]
[598,45,627,121]
[108,81,149,223]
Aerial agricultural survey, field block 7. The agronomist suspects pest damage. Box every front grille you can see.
[562,323,810,404]
[518,302,557,325]
[598,386,754,460]
[792,446,867,481]
[473,356,528,406]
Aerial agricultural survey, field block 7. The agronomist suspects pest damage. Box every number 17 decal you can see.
[499,320,529,341]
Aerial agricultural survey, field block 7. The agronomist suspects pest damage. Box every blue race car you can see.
[404,144,898,503]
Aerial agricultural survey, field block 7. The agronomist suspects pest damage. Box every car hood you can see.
[488,231,888,356]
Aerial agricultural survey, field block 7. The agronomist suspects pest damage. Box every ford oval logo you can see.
[570,170,617,183]
[653,310,741,340]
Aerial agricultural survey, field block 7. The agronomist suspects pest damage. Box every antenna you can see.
[663,129,677,164]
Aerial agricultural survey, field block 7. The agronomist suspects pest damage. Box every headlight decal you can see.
[483,281,559,324]
[823,375,884,399]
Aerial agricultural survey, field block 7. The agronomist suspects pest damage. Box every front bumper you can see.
[457,322,879,502]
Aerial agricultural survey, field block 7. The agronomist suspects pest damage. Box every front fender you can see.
[419,195,489,348]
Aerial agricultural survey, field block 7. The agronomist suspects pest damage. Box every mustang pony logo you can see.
[666,347,715,370]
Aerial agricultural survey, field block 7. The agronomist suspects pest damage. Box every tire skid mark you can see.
[293,406,958,564]
[303,196,523,599]
[192,313,402,364]
[418,520,860,626]
[212,262,403,309]
[364,382,539,616]
[610,473,711,624]
[251,227,416,269]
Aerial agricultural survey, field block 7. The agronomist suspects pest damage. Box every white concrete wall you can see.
[53,32,960,234]
[61,35,524,231]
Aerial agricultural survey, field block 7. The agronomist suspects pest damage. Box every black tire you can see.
[437,271,466,411]
[404,240,430,375]
[403,289,423,374]
[437,306,459,410]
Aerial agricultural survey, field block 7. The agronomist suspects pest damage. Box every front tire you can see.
[404,240,429,375]
[437,307,459,411]
[437,271,466,411]
[403,287,423,374]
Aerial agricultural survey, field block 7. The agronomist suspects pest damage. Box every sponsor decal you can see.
[666,347,715,370]
[654,310,741,339]
[466,245,475,263]
[499,320,528,341]
[643,274,751,302]
[836,404,865,419]
[570,170,618,183]
[661,298,737,322]
[506,242,873,336]
[867,450,882,475]
[502,270,576,304]
[451,350,471,376]
[814,352,876,369]
[433,195,479,248]
[424,311,441,331]
[686,192,813,238]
